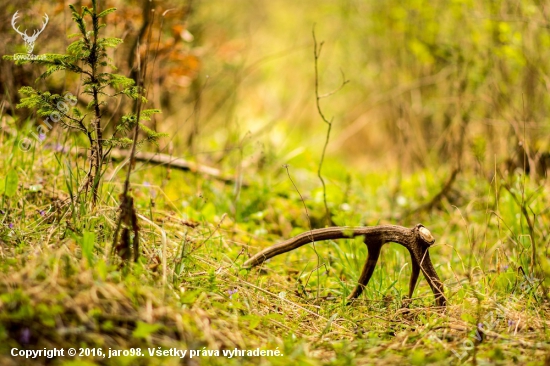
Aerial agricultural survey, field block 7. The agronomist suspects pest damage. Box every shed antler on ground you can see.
[244,224,446,307]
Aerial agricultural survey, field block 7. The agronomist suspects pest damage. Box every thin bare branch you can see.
[312,27,349,226]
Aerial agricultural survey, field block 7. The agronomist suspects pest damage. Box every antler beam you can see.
[244,224,446,307]
[33,14,49,38]
[11,11,27,38]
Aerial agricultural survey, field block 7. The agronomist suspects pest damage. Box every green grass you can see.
[4,0,550,364]
[0,132,548,365]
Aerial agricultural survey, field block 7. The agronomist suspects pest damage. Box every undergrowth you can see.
[3,1,550,365]
[0,134,548,365]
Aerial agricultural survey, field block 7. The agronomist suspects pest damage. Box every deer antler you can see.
[30,13,49,40]
[244,224,447,307]
[11,11,28,38]
[33,13,50,36]
[11,12,48,40]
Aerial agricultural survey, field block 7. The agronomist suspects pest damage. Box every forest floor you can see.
[0,136,549,365]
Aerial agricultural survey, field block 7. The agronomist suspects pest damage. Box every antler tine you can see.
[11,10,28,37]
[41,13,49,30]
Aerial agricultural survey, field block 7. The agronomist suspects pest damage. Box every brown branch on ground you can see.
[244,224,446,307]
[399,167,460,219]
[420,167,459,212]
[108,149,244,186]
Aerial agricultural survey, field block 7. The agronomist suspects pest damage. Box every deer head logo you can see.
[11,11,49,54]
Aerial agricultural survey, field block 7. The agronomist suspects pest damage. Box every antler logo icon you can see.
[11,11,49,54]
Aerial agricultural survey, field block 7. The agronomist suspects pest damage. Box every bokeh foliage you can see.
[1,0,550,365]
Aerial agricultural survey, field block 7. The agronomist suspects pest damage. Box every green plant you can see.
[3,0,162,207]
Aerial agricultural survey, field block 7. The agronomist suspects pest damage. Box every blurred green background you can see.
[3,0,550,175]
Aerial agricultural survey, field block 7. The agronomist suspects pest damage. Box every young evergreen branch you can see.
[4,0,163,208]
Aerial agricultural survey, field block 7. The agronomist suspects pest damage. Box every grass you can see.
[0,129,548,365]
[2,2,550,363]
